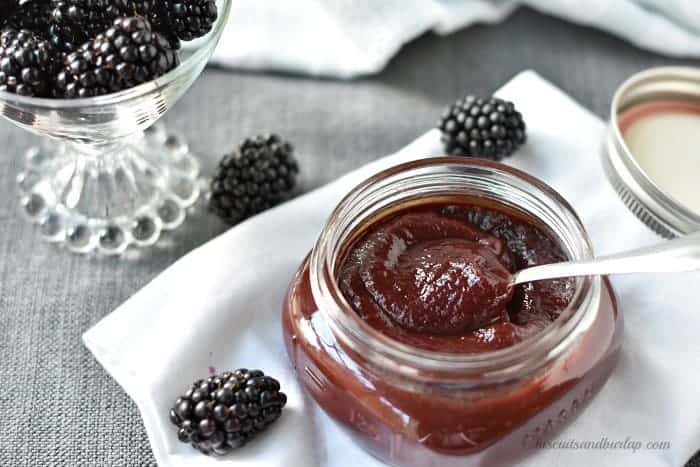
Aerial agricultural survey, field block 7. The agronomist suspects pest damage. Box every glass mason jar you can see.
[282,157,622,467]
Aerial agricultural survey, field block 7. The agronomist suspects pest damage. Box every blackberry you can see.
[0,28,58,96]
[114,0,159,17]
[147,11,181,50]
[0,1,20,25]
[49,0,169,53]
[55,16,179,98]
[113,0,182,49]
[3,1,53,35]
[170,369,287,456]
[209,134,300,226]
[159,0,217,41]
[438,95,526,161]
[48,0,122,52]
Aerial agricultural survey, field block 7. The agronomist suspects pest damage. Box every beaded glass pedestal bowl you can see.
[0,0,231,255]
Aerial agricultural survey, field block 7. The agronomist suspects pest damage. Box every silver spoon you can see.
[512,230,700,285]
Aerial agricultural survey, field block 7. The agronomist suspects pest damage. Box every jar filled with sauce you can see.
[283,157,622,466]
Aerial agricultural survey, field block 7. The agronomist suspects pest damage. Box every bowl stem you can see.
[17,124,202,255]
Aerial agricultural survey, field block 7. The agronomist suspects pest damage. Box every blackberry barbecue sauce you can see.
[282,158,622,467]
[337,203,575,352]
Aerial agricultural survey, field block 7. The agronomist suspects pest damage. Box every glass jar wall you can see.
[283,158,622,467]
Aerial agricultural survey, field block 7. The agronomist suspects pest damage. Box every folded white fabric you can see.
[84,71,700,467]
[209,0,700,78]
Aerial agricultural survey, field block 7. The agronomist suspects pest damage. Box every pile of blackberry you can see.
[55,17,180,98]
[0,0,218,98]
[0,28,57,96]
[4,1,53,34]
[170,369,287,456]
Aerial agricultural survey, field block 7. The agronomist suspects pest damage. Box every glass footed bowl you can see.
[0,0,232,255]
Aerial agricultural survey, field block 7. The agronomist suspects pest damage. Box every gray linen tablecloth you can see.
[0,7,697,466]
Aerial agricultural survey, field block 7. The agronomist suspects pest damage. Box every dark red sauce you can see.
[282,196,621,466]
[338,203,575,352]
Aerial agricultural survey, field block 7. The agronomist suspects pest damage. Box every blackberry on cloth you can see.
[170,369,287,456]
[438,95,527,161]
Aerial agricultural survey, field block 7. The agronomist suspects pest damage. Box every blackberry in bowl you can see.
[0,28,58,97]
[0,0,231,255]
[54,17,180,98]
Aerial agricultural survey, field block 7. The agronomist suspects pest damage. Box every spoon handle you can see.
[512,230,700,285]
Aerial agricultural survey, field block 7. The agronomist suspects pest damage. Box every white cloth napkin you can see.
[210,0,700,78]
[84,70,700,467]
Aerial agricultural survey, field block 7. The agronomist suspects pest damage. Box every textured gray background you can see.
[0,7,697,466]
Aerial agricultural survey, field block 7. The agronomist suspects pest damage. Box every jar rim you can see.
[310,157,601,382]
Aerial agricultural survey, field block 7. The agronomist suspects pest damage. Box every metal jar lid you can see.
[602,66,700,238]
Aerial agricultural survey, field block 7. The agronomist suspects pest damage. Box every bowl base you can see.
[17,124,201,255]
